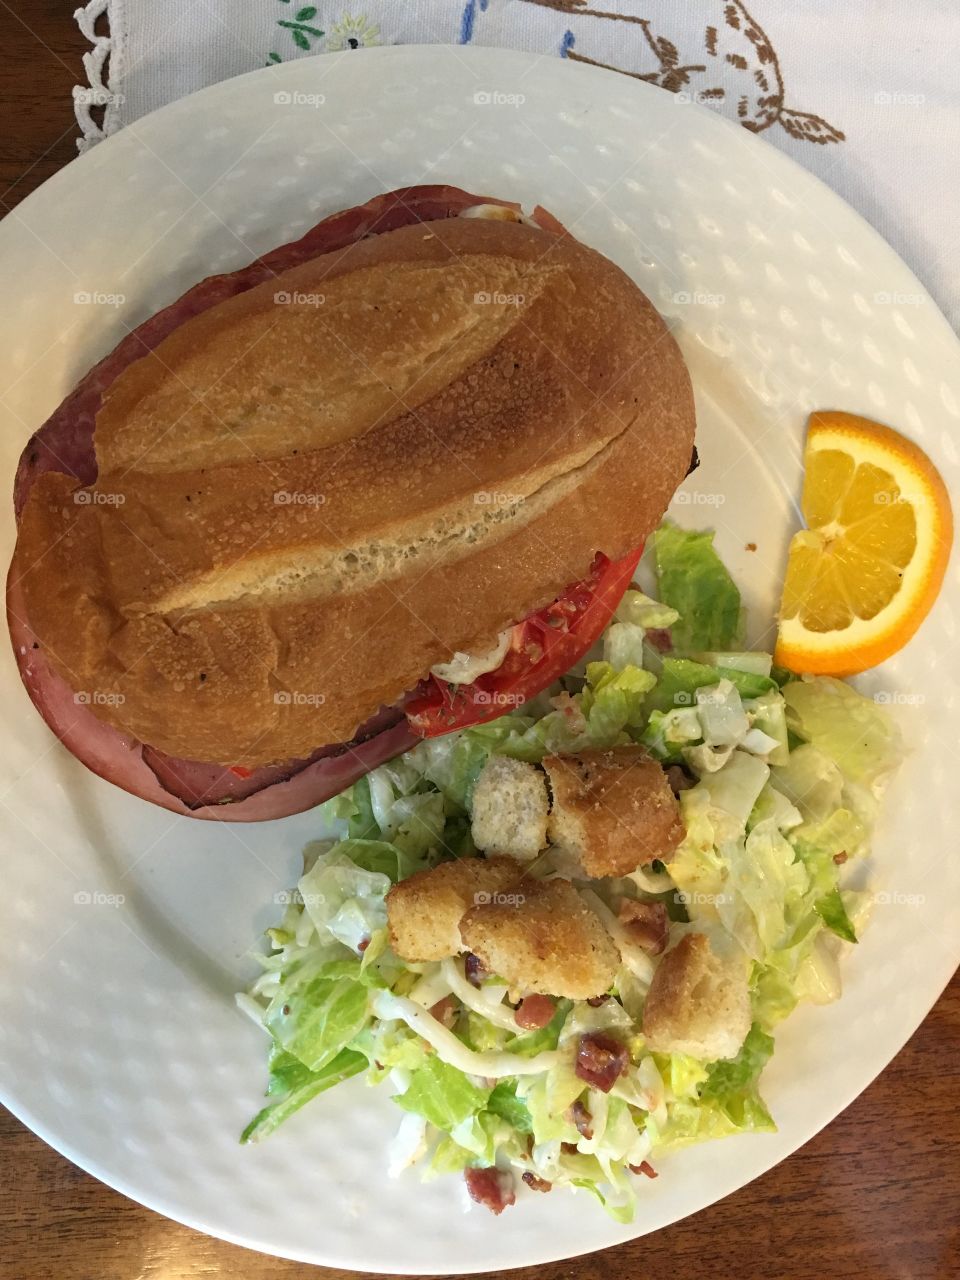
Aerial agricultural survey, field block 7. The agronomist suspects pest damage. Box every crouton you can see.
[459,877,620,1000]
[386,856,520,962]
[471,755,549,863]
[642,933,750,1061]
[544,746,684,877]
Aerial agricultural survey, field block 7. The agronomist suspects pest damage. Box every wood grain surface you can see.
[0,6,958,1280]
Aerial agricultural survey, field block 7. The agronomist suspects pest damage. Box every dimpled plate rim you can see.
[0,45,957,1274]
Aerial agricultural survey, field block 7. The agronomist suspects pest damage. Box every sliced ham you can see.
[8,566,417,819]
[8,184,549,820]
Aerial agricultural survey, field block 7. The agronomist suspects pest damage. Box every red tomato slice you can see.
[405,546,643,738]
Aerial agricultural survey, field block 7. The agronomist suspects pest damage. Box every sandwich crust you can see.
[12,216,695,765]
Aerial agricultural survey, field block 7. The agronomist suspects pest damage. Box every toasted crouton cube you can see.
[642,933,750,1061]
[544,746,684,877]
[471,755,549,863]
[459,877,620,1000]
[386,856,520,962]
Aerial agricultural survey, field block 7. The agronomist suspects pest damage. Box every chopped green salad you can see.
[238,524,901,1219]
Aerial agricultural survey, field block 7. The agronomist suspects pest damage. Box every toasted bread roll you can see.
[544,746,684,877]
[386,856,520,963]
[459,877,620,1000]
[471,755,550,863]
[13,216,695,766]
[642,933,750,1061]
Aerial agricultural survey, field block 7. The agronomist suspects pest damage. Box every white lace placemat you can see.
[73,0,959,330]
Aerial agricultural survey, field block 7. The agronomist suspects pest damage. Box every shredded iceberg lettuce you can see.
[238,524,902,1221]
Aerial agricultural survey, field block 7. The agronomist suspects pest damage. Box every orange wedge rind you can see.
[775,411,953,675]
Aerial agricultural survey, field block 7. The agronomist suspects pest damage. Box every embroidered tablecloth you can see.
[74,0,960,329]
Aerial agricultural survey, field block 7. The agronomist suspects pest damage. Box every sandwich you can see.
[8,184,696,820]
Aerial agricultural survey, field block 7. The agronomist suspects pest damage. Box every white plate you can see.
[0,45,957,1274]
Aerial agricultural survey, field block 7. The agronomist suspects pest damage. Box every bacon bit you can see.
[357,937,370,953]
[228,764,253,778]
[745,542,757,552]
[629,1160,659,1179]
[561,1142,579,1155]
[646,628,673,654]
[464,1167,516,1215]
[464,952,488,987]
[522,1172,552,1192]
[618,900,670,956]
[514,994,555,1030]
[429,995,458,1028]
[833,851,849,865]
[666,764,696,795]
[568,1099,594,1140]
[587,994,610,1008]
[575,1033,629,1093]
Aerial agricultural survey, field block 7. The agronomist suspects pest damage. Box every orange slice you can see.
[775,411,953,674]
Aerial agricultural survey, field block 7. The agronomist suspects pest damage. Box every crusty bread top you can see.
[13,215,695,765]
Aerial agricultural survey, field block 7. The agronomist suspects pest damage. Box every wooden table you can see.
[1,8,958,1279]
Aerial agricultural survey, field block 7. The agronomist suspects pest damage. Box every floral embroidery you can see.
[460,0,490,45]
[267,2,324,63]
[327,13,381,51]
[536,0,845,145]
[259,0,843,146]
